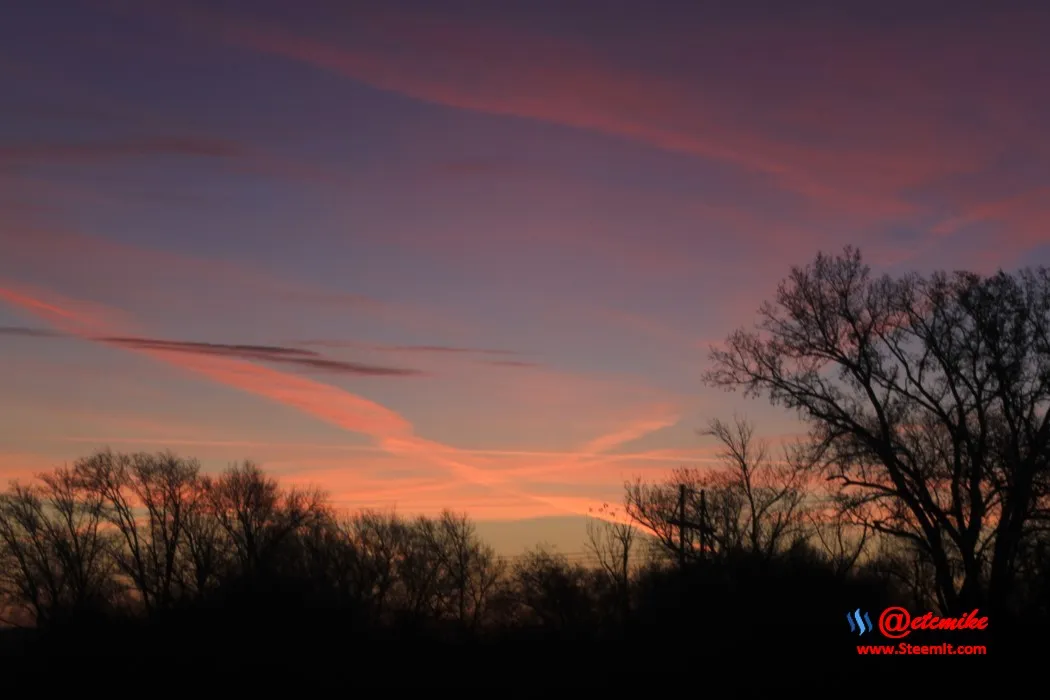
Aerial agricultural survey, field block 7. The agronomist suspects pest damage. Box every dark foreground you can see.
[2,600,1036,691]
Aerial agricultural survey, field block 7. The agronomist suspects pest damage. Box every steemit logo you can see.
[847,608,873,635]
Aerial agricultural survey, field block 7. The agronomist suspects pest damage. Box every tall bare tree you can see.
[430,510,504,631]
[624,473,692,561]
[179,475,229,600]
[74,449,200,612]
[704,246,1050,614]
[807,508,871,578]
[701,416,809,560]
[0,470,115,626]
[202,461,328,577]
[343,509,405,624]
[509,547,597,633]
[585,503,636,618]
[397,515,446,625]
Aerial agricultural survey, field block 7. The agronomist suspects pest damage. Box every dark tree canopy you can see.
[704,246,1050,615]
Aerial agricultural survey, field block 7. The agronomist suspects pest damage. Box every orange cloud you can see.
[0,281,665,521]
[577,408,681,455]
[38,437,708,520]
[141,350,416,439]
[0,283,133,333]
[0,452,65,486]
[53,436,710,465]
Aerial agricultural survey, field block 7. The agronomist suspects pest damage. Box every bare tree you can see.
[179,476,229,600]
[0,483,60,625]
[349,510,506,632]
[807,508,872,578]
[284,506,345,589]
[701,416,809,560]
[133,452,199,607]
[704,246,1050,614]
[396,515,446,625]
[73,449,200,612]
[860,538,940,611]
[464,543,505,631]
[202,461,328,577]
[585,503,636,618]
[510,547,597,633]
[0,470,116,626]
[71,450,149,610]
[343,509,404,624]
[624,470,696,562]
[430,510,504,631]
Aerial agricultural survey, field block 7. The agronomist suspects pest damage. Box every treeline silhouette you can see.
[3,247,1048,683]
[0,451,904,662]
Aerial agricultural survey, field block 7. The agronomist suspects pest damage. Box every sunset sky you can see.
[2,0,1049,553]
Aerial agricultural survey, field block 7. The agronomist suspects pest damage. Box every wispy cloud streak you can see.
[483,360,541,369]
[99,336,426,377]
[301,339,521,357]
[0,282,638,521]
[0,325,63,338]
[0,324,427,377]
[0,137,246,164]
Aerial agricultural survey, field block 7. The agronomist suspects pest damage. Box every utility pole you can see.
[669,485,709,571]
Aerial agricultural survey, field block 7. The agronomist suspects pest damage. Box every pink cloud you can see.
[136,2,1050,282]
[15,2,1047,286]
[200,18,853,209]
[151,3,1047,227]
[927,187,1050,269]
[931,187,1050,239]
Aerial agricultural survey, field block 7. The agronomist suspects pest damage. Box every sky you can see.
[2,0,1049,553]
